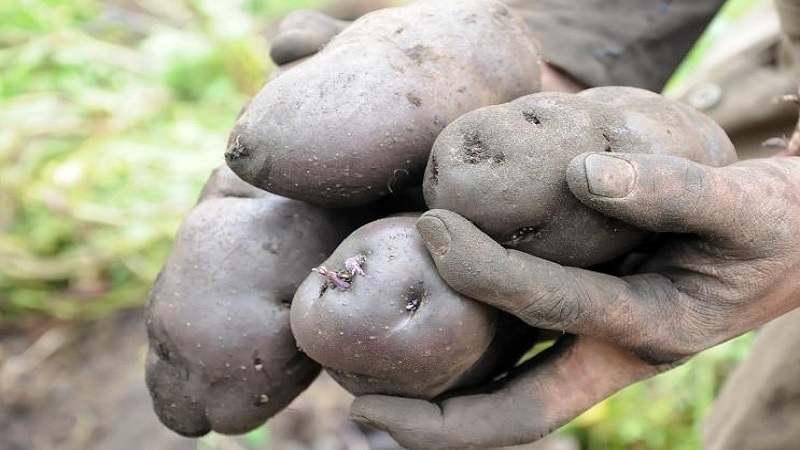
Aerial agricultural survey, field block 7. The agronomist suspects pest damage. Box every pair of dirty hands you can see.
[272,9,800,450]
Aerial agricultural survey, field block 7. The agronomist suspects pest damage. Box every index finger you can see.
[417,209,703,364]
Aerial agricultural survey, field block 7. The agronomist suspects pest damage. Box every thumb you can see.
[566,152,744,241]
[350,336,661,449]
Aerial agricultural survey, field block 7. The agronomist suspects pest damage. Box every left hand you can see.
[349,152,800,449]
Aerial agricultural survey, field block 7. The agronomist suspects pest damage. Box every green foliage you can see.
[197,427,271,450]
[561,333,754,450]
[665,0,764,93]
[0,0,322,324]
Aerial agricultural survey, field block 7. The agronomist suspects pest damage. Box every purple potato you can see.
[145,166,362,436]
[291,215,537,399]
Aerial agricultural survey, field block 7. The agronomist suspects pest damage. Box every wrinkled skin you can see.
[145,166,364,436]
[424,87,737,267]
[291,216,538,399]
[226,0,541,207]
[350,155,800,449]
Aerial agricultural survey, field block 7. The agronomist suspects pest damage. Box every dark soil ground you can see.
[0,311,577,450]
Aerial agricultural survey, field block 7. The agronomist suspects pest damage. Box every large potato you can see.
[145,166,362,436]
[226,0,541,208]
[424,87,738,267]
[290,215,538,399]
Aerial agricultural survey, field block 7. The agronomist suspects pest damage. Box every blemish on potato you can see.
[155,342,171,361]
[225,135,249,160]
[602,133,613,152]
[253,394,270,406]
[522,111,541,124]
[403,282,427,314]
[261,240,279,254]
[428,154,439,186]
[404,44,431,64]
[462,130,486,164]
[406,92,422,107]
[461,131,504,164]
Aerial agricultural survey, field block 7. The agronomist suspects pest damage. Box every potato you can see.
[226,0,541,208]
[290,215,538,399]
[423,87,738,267]
[145,166,363,436]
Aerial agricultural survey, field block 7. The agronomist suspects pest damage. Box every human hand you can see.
[350,153,800,449]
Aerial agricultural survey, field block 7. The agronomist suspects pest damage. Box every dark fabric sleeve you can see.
[506,0,726,91]
[776,0,800,38]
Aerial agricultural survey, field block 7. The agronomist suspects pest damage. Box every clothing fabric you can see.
[509,0,726,91]
[704,308,800,450]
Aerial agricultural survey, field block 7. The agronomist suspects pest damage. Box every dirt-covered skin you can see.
[226,0,541,208]
[424,86,738,267]
[145,166,363,437]
[290,216,537,399]
[350,156,800,449]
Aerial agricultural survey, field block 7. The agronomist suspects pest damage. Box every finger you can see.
[565,152,756,245]
[270,10,348,65]
[351,336,660,450]
[417,209,697,362]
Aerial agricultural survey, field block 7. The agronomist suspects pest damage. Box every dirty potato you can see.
[290,215,537,399]
[424,87,737,267]
[145,166,361,436]
[226,0,541,208]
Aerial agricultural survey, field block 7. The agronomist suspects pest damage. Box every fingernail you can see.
[417,215,451,256]
[584,154,636,198]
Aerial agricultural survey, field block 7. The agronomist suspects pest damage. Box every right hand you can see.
[351,154,800,449]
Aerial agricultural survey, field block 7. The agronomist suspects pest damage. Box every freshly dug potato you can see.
[226,0,541,208]
[424,86,738,267]
[290,215,538,399]
[145,166,363,436]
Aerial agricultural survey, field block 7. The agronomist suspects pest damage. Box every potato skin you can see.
[226,0,541,208]
[145,166,359,436]
[423,87,738,267]
[290,216,537,399]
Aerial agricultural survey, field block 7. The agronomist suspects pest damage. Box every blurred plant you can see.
[0,0,323,325]
[560,332,754,450]
[664,0,764,93]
